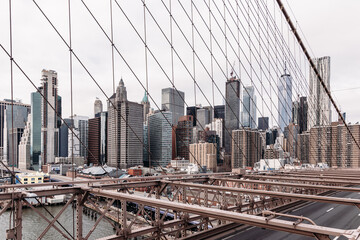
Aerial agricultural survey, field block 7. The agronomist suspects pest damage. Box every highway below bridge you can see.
[212,188,360,240]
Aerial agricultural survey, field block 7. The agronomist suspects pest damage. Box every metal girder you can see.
[270,173,360,181]
[0,192,23,201]
[214,177,360,192]
[38,194,76,239]
[0,201,12,216]
[23,199,71,240]
[23,187,82,198]
[164,181,360,207]
[244,174,360,185]
[0,172,234,190]
[87,188,356,239]
[84,199,115,240]
[95,180,160,189]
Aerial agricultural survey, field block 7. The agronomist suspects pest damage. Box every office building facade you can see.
[1,100,30,165]
[231,128,262,169]
[292,96,308,134]
[278,70,292,132]
[241,86,257,129]
[107,79,143,168]
[225,77,241,154]
[39,69,62,165]
[149,111,172,167]
[308,56,331,129]
[176,115,193,160]
[309,123,360,168]
[18,115,31,169]
[30,92,42,167]
[162,88,184,126]
[189,142,217,172]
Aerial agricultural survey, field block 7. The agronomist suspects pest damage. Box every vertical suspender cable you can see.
[191,0,197,107]
[209,0,215,110]
[67,0,75,238]
[8,0,15,232]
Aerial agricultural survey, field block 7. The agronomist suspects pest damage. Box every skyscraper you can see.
[206,118,224,148]
[1,99,30,165]
[231,128,262,169]
[141,91,150,123]
[225,77,241,154]
[308,56,331,129]
[18,115,31,170]
[88,112,107,165]
[161,88,184,126]
[241,86,257,129]
[292,96,308,134]
[94,98,103,117]
[196,108,211,128]
[107,79,143,168]
[31,92,42,167]
[278,68,292,132]
[67,115,89,159]
[8,128,24,167]
[189,142,217,172]
[149,111,172,167]
[88,117,100,165]
[39,69,61,165]
[59,118,73,158]
[186,106,199,127]
[176,115,193,160]
[309,123,360,168]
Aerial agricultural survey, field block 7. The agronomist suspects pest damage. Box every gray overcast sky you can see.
[0,0,359,125]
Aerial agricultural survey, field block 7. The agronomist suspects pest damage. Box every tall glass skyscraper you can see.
[1,100,30,166]
[31,92,42,167]
[241,86,257,129]
[224,77,241,154]
[149,111,172,167]
[161,88,184,126]
[278,69,293,132]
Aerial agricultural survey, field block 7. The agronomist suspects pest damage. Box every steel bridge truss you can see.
[1,170,360,239]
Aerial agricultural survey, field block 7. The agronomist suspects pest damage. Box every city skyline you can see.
[0,1,359,124]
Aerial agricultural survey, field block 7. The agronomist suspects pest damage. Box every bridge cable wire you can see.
[205,0,332,166]
[261,0,341,165]
[276,0,360,159]
[66,0,76,238]
[229,0,331,164]
[8,0,15,232]
[148,0,293,168]
[159,0,296,168]
[189,0,301,166]
[245,0,332,165]
[30,0,171,174]
[139,0,256,167]
[80,0,205,172]
[0,44,85,239]
[30,0,203,172]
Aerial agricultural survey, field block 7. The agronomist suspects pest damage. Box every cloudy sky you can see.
[0,0,359,125]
